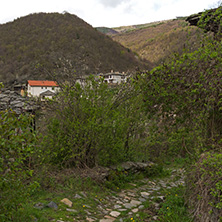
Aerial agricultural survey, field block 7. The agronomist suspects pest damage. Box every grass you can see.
[6,159,193,221]
[157,186,193,222]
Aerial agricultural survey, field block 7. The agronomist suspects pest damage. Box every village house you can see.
[99,71,128,84]
[27,80,60,100]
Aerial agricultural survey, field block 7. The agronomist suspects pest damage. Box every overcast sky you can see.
[0,0,218,27]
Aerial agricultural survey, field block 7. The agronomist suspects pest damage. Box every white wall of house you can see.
[103,73,127,84]
[27,85,60,97]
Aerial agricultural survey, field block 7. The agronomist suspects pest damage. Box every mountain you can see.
[0,12,148,85]
[108,18,206,65]
[95,27,118,35]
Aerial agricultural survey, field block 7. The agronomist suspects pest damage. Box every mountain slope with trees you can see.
[110,19,207,65]
[0,12,148,85]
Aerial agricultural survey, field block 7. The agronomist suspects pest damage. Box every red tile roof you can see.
[28,80,59,87]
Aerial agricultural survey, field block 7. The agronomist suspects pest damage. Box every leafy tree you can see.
[42,76,148,167]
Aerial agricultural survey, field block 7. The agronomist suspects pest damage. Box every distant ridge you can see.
[95,27,118,35]
[98,18,207,66]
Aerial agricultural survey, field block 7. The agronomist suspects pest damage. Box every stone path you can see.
[58,168,185,222]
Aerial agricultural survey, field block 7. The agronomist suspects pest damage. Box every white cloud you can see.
[0,0,217,27]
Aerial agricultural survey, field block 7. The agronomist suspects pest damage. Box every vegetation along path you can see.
[33,167,186,222]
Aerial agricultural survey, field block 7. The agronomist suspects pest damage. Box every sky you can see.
[0,0,219,27]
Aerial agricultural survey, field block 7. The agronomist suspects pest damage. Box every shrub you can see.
[140,38,222,158]
[0,111,39,221]
[42,77,147,168]
[186,152,222,221]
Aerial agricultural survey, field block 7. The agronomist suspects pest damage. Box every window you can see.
[52,87,54,90]
[45,87,47,89]
[41,87,43,89]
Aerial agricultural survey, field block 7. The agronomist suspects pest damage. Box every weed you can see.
[158,186,192,222]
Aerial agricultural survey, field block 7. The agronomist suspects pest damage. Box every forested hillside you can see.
[110,19,208,65]
[0,12,148,85]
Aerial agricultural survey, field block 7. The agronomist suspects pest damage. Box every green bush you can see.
[186,152,222,221]
[139,37,222,158]
[42,77,147,168]
[0,111,39,221]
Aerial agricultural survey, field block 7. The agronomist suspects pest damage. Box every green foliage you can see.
[158,186,192,222]
[42,77,147,167]
[144,164,170,178]
[0,111,39,221]
[140,37,222,158]
[202,153,222,209]
[198,6,222,38]
[105,169,135,190]
[186,152,222,221]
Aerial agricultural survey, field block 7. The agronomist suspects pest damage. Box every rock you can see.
[74,194,82,199]
[86,218,95,222]
[116,200,123,204]
[66,208,77,213]
[157,196,164,201]
[80,191,87,198]
[123,203,134,209]
[46,201,58,210]
[130,200,142,206]
[154,203,160,209]
[104,215,115,219]
[139,198,146,202]
[85,210,92,215]
[140,192,150,198]
[114,205,122,209]
[153,216,158,220]
[99,219,114,222]
[100,215,116,222]
[34,202,44,210]
[118,209,127,212]
[61,198,72,207]
[110,211,121,217]
[127,192,136,197]
[132,208,139,213]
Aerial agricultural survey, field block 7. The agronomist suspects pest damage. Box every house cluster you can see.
[26,71,128,99]
[4,71,129,101]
